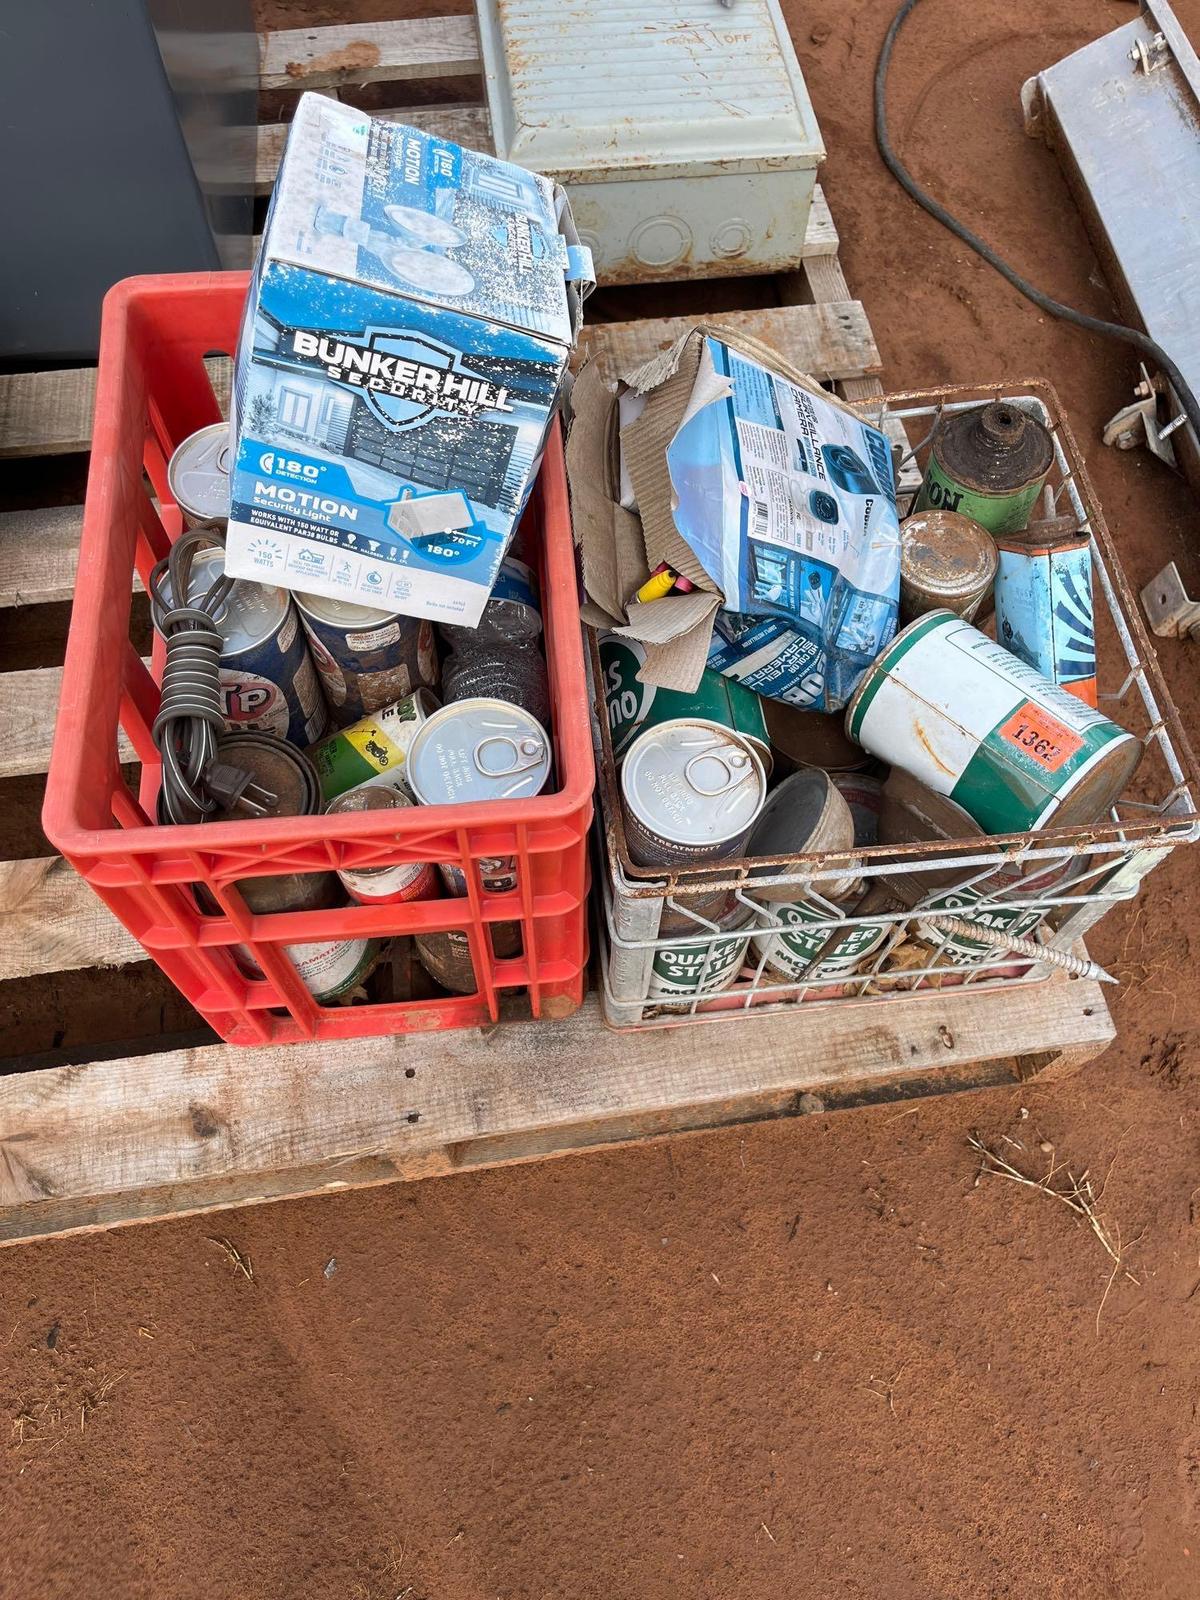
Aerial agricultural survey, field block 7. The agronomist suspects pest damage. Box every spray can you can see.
[994,516,1096,706]
[914,402,1054,536]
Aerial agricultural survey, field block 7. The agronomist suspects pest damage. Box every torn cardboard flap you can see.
[565,361,648,629]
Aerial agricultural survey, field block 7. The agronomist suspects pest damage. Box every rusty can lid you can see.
[900,510,997,613]
[622,719,766,848]
[212,733,321,820]
[407,698,551,806]
[167,423,232,523]
[936,402,1054,493]
[293,592,399,629]
[325,783,415,818]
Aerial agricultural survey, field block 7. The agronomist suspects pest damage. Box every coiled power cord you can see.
[148,524,275,825]
[875,0,1200,451]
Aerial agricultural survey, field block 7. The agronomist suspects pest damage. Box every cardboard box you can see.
[569,323,901,711]
[226,93,591,626]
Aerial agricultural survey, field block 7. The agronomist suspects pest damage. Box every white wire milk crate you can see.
[590,380,1200,1030]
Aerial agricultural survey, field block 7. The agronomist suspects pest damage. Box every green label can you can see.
[846,612,1142,835]
[307,688,440,801]
[648,915,752,1002]
[913,401,1054,537]
[600,633,771,775]
[750,899,889,982]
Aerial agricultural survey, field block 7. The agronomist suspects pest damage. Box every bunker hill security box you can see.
[476,0,824,285]
[226,93,591,627]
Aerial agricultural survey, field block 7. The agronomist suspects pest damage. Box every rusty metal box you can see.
[476,0,825,285]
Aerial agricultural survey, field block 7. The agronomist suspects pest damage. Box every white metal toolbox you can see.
[476,0,825,284]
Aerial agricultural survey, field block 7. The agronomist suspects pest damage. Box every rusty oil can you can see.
[914,402,1054,536]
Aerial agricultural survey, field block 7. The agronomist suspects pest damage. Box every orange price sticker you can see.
[997,701,1083,773]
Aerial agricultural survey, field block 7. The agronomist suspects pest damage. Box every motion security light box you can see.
[226,94,590,626]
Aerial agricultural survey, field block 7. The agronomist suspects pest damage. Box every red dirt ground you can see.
[5,1,1200,1595]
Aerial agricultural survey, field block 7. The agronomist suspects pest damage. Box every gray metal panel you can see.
[0,0,255,363]
[1031,1,1200,481]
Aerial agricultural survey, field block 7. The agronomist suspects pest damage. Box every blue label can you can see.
[294,592,439,728]
[168,545,329,746]
[994,528,1096,705]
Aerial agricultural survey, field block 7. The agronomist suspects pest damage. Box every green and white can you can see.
[648,907,753,1003]
[750,899,890,983]
[599,633,771,775]
[846,611,1142,835]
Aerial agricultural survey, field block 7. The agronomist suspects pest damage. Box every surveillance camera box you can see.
[226,93,592,626]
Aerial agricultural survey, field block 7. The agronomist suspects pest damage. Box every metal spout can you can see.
[994,518,1096,705]
[167,423,231,527]
[846,611,1141,834]
[307,688,440,802]
[325,784,439,906]
[899,509,997,624]
[620,719,767,871]
[294,591,438,727]
[599,632,771,775]
[914,402,1054,536]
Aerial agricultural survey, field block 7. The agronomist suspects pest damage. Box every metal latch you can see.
[1129,31,1171,73]
[1102,364,1188,467]
[1141,562,1200,640]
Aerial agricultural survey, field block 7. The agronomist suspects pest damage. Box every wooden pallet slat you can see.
[583,301,880,384]
[0,859,144,980]
[0,505,85,608]
[0,665,138,779]
[259,16,483,92]
[0,980,1114,1246]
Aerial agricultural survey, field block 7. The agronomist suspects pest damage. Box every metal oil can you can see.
[914,402,1054,536]
[994,516,1096,705]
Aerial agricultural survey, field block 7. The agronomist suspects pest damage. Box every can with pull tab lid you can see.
[407,698,553,896]
[159,543,327,747]
[167,423,232,528]
[294,591,437,726]
[619,719,767,872]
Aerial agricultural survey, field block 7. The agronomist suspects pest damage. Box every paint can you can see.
[994,516,1097,705]
[307,689,440,801]
[599,632,772,775]
[167,423,231,527]
[646,903,754,1007]
[845,611,1141,833]
[161,544,327,746]
[407,698,552,896]
[898,509,997,625]
[744,769,859,902]
[620,719,767,872]
[914,402,1054,536]
[294,591,438,727]
[441,555,543,648]
[442,640,551,729]
[415,923,521,995]
[325,784,439,905]
[202,734,380,1001]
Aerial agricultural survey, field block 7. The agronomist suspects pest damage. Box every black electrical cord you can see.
[875,0,1200,451]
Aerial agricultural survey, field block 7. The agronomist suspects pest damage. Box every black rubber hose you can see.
[874,0,1200,452]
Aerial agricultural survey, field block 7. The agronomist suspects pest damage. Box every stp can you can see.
[294,591,438,726]
[325,785,439,905]
[163,544,327,746]
[846,611,1141,834]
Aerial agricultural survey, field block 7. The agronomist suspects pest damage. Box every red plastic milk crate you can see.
[42,275,594,1046]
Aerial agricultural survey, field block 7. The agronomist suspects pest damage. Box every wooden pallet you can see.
[0,14,1114,1248]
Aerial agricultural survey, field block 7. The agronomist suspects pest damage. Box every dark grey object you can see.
[0,0,256,361]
